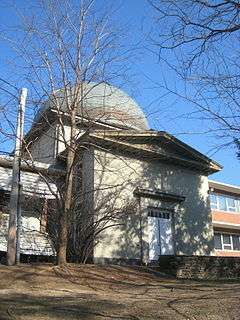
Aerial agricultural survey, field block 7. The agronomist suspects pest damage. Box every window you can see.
[232,235,240,251]
[210,192,239,212]
[214,233,222,250]
[219,196,227,211]
[222,234,231,250]
[210,194,218,209]
[148,208,170,219]
[214,232,240,251]
[227,197,237,212]
[0,190,10,212]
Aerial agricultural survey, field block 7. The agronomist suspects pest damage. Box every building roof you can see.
[0,156,60,198]
[73,130,222,174]
[209,180,240,196]
[34,82,149,131]
[0,155,65,175]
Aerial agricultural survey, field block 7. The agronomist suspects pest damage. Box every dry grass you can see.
[0,263,239,320]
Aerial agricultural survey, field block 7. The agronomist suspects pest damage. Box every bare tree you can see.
[0,0,135,265]
[0,79,20,153]
[148,0,240,153]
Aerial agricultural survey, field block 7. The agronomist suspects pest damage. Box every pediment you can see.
[84,130,222,174]
[129,141,184,159]
[128,141,203,165]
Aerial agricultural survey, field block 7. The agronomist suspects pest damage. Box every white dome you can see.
[36,82,149,130]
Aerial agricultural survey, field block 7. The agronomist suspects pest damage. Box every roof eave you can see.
[0,156,65,176]
[84,133,221,174]
[209,180,240,195]
[89,130,222,171]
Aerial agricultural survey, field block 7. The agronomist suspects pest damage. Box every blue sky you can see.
[0,0,239,186]
[115,0,240,186]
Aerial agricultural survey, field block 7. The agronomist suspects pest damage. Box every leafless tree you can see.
[0,79,20,153]
[148,0,240,154]
[0,0,136,265]
[46,172,137,263]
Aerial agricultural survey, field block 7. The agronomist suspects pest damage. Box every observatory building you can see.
[0,82,222,263]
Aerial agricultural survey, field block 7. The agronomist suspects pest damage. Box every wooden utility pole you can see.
[16,183,22,264]
[7,88,27,266]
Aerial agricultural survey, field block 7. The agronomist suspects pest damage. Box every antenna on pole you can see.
[7,88,27,266]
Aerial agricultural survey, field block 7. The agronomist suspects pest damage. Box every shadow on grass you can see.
[53,264,240,294]
[0,292,140,320]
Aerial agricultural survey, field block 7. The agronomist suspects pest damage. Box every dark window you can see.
[232,235,240,251]
[0,190,10,212]
[214,233,222,250]
[148,209,170,219]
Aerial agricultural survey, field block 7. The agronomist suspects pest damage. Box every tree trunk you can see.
[57,110,76,265]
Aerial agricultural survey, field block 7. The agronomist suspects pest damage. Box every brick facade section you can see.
[158,256,240,280]
[212,210,240,225]
[215,250,240,257]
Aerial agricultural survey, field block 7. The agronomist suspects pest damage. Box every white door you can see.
[159,218,173,255]
[148,216,160,260]
[148,214,174,260]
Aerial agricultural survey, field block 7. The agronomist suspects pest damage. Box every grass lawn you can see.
[0,263,239,320]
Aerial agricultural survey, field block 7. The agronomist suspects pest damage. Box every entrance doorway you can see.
[148,209,174,260]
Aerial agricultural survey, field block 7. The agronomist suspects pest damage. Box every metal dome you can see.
[36,82,149,130]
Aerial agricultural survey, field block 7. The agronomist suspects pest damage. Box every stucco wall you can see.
[30,126,56,164]
[82,147,94,214]
[56,125,82,155]
[91,149,214,262]
[29,120,84,164]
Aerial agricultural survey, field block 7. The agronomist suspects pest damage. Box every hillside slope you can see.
[0,263,239,320]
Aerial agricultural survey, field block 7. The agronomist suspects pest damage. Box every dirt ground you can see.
[0,263,239,320]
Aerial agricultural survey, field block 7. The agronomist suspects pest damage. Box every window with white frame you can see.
[210,193,240,212]
[214,232,240,251]
[210,194,218,209]
[222,234,231,250]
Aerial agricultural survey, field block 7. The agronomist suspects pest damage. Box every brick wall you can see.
[212,210,240,225]
[215,250,240,257]
[158,256,240,280]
